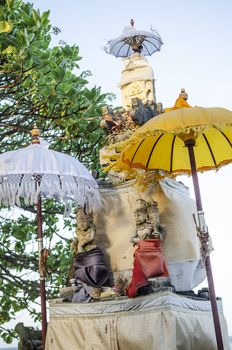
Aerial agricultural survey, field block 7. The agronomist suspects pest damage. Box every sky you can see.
[1,0,232,347]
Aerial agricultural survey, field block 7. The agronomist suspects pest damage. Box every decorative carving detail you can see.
[39,248,50,278]
[15,323,42,350]
[127,199,169,298]
[130,199,166,243]
[100,106,135,143]
[120,53,156,110]
[193,212,213,261]
[75,208,97,253]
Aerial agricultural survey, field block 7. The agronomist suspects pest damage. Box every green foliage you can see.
[0,0,112,170]
[0,0,113,343]
[0,201,76,342]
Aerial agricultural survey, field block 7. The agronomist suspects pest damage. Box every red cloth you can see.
[127,239,169,298]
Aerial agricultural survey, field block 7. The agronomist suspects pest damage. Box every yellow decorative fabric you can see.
[107,107,232,178]
[165,96,192,112]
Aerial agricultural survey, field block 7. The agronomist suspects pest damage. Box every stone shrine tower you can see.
[119,52,156,110]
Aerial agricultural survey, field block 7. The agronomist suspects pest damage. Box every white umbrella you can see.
[0,140,101,211]
[104,19,163,58]
[0,129,101,349]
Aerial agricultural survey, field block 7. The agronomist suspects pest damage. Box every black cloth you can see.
[72,247,110,302]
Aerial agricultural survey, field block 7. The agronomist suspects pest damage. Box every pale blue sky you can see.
[1,0,232,347]
[32,0,232,109]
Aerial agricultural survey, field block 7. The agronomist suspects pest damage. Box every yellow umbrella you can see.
[121,107,232,174]
[112,106,232,350]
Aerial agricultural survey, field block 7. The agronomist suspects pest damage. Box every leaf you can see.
[0,21,13,33]
[32,9,40,26]
[6,0,14,9]
[51,67,65,81]
[41,10,50,26]
[2,45,16,54]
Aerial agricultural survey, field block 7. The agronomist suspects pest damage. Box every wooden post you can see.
[36,197,47,350]
[185,139,224,350]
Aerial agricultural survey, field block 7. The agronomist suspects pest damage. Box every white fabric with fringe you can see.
[0,142,101,212]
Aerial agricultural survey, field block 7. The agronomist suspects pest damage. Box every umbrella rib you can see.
[116,42,127,57]
[202,133,217,167]
[131,139,146,164]
[143,38,160,51]
[219,129,232,147]
[110,41,126,57]
[170,135,176,172]
[142,42,151,55]
[110,40,122,51]
[145,134,164,169]
[126,43,131,57]
[119,42,131,57]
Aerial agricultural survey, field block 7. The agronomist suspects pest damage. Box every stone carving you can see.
[156,101,164,115]
[127,199,169,297]
[100,106,135,145]
[59,208,112,303]
[130,199,153,243]
[130,199,165,243]
[146,200,166,239]
[99,98,160,184]
[75,207,97,253]
[15,323,42,350]
[120,53,156,109]
[130,98,156,126]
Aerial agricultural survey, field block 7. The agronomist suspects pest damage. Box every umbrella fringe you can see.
[0,176,101,212]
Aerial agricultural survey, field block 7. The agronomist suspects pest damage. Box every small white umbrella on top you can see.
[104,19,163,58]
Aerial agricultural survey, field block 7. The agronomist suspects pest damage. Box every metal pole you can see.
[185,139,224,350]
[36,196,47,350]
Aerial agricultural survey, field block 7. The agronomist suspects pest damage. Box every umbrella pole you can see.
[185,139,224,350]
[36,197,47,350]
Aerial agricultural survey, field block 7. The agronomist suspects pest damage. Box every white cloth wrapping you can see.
[46,291,230,350]
[94,178,206,291]
[120,53,154,87]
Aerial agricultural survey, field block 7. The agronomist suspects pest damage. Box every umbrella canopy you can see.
[0,141,101,211]
[119,107,232,175]
[104,20,163,58]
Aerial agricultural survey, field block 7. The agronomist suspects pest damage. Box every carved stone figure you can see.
[130,97,156,126]
[130,200,153,244]
[156,102,164,115]
[146,200,166,239]
[100,106,122,134]
[130,199,165,243]
[127,199,169,297]
[100,106,135,144]
[75,208,97,252]
[67,208,110,303]
[15,323,42,350]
